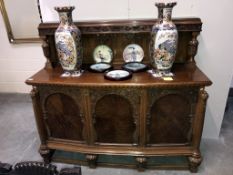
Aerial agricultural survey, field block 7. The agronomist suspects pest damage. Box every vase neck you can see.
[55,6,75,26]
[163,7,173,22]
[58,12,73,25]
[155,2,176,22]
[157,6,163,20]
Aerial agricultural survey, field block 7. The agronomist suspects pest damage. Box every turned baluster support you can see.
[41,36,52,69]
[188,32,199,63]
[189,88,209,172]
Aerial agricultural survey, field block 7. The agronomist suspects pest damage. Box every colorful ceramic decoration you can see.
[93,45,113,63]
[54,6,82,77]
[104,70,132,81]
[123,44,144,62]
[150,2,178,77]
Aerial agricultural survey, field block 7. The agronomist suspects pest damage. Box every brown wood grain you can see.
[27,18,211,172]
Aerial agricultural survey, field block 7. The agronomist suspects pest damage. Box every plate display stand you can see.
[26,18,212,173]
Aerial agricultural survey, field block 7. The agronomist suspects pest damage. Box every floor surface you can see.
[0,93,233,175]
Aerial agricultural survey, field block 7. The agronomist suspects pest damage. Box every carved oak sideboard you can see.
[26,18,212,172]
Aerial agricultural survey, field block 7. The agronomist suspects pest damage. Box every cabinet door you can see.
[147,88,198,145]
[39,87,86,142]
[89,88,140,145]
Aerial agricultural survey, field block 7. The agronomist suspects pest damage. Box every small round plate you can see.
[104,70,132,81]
[89,62,112,73]
[122,62,148,72]
[123,44,144,62]
[93,45,113,63]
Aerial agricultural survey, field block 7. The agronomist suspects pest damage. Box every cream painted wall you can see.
[0,0,233,139]
[0,15,44,93]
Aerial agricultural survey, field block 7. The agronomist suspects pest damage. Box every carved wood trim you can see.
[188,32,200,63]
[30,87,48,144]
[27,82,212,89]
[139,89,147,147]
[41,36,52,69]
[82,89,95,145]
[38,18,202,36]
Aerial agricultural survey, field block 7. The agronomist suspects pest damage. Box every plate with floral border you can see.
[123,44,144,62]
[93,45,113,63]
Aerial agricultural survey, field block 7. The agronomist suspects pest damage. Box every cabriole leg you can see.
[86,154,97,168]
[136,157,147,172]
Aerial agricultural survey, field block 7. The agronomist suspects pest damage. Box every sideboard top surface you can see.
[26,64,211,88]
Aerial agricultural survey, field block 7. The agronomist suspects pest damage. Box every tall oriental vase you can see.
[54,6,82,77]
[151,2,178,77]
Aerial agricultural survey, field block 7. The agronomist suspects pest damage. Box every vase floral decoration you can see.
[54,6,83,77]
[150,2,178,77]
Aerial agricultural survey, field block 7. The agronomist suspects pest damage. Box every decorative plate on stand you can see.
[122,44,147,72]
[123,44,144,62]
[122,62,148,72]
[89,62,113,73]
[104,70,132,81]
[89,45,113,73]
[93,45,113,63]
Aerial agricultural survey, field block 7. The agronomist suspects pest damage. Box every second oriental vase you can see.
[151,2,178,77]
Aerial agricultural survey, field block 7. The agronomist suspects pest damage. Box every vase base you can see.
[61,72,71,77]
[71,70,83,77]
[148,69,174,78]
[60,70,84,78]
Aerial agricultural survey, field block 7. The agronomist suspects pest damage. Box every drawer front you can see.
[146,88,198,145]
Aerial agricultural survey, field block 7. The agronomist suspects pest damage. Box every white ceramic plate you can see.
[104,70,132,81]
[122,62,148,72]
[123,44,144,62]
[89,63,112,72]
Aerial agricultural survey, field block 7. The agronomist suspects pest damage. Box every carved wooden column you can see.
[30,87,53,164]
[139,89,147,146]
[41,36,52,69]
[188,32,199,63]
[189,88,208,172]
[82,89,95,145]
